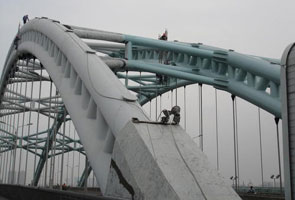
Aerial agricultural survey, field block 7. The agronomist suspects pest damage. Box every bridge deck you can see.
[0,184,125,200]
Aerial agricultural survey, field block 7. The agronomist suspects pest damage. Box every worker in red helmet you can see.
[159,29,168,41]
[158,29,168,83]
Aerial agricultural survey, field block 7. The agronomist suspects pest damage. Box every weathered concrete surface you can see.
[281,43,295,200]
[105,121,241,200]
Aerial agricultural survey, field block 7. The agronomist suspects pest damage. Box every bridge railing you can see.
[236,186,284,195]
[0,184,124,200]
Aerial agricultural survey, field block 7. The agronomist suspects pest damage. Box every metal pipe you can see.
[125,71,128,87]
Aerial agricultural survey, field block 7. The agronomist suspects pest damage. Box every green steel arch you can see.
[79,27,281,117]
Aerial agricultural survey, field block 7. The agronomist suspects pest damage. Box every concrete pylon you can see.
[105,121,241,200]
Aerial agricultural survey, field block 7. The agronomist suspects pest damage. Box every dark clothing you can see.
[62,183,67,190]
[159,34,167,41]
[23,15,29,24]
[247,187,255,194]
[14,36,20,50]
[158,32,168,65]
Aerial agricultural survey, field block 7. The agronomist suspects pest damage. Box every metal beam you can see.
[78,164,92,187]
[32,108,67,186]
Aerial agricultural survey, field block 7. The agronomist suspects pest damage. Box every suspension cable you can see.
[44,80,53,187]
[7,67,14,184]
[171,90,173,108]
[149,100,151,118]
[275,117,282,193]
[258,108,264,187]
[139,71,142,98]
[155,92,158,121]
[231,94,238,191]
[24,58,35,185]
[199,84,203,151]
[71,125,75,187]
[11,64,18,184]
[78,143,81,187]
[66,121,70,185]
[33,65,43,183]
[49,89,59,188]
[0,116,4,181]
[235,98,240,189]
[160,94,162,116]
[60,108,67,189]
[3,98,9,183]
[184,86,186,130]
[215,89,219,170]
[84,156,88,191]
[18,59,29,184]
[175,79,178,106]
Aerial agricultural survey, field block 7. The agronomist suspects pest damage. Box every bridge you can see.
[0,17,294,199]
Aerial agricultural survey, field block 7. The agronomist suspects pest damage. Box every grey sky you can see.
[0,0,295,187]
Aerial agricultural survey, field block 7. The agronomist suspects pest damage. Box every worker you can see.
[13,35,20,50]
[157,29,169,83]
[23,15,29,24]
[159,29,168,41]
[62,183,67,190]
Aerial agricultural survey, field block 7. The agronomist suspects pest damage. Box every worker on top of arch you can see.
[23,15,29,24]
[159,29,168,41]
[157,29,169,83]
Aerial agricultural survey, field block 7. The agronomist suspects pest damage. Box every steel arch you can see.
[74,26,281,117]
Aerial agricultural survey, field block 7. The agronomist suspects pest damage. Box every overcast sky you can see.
[1,0,295,187]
